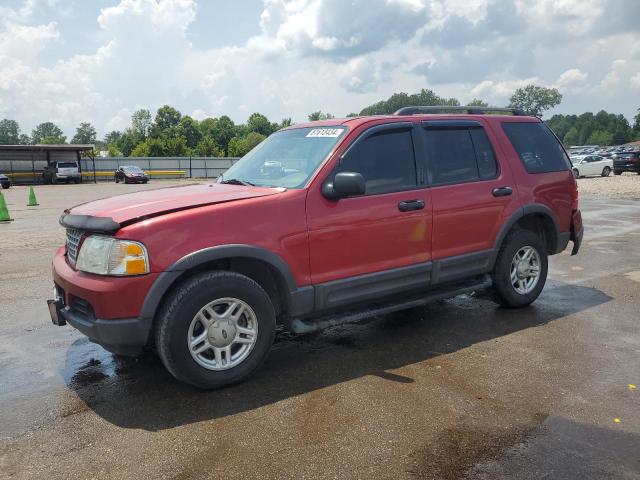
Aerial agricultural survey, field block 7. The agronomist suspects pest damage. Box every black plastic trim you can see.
[431,250,494,284]
[139,244,301,325]
[314,262,432,311]
[59,213,120,233]
[421,120,482,128]
[60,307,148,356]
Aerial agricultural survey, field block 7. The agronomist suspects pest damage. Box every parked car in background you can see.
[115,165,149,184]
[570,155,613,178]
[0,174,10,189]
[43,161,81,184]
[613,151,640,175]
[49,106,583,389]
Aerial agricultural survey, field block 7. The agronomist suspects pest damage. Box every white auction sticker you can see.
[306,128,342,138]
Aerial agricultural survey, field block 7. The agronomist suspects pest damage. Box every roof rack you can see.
[393,106,527,116]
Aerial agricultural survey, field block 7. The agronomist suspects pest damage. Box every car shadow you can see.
[63,281,612,431]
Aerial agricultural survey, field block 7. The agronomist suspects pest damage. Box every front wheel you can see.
[491,229,548,308]
[601,166,611,177]
[155,271,276,389]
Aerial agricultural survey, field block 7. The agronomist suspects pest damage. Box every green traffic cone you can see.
[0,191,13,222]
[27,186,39,207]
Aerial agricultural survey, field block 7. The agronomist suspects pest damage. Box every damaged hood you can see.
[62,183,283,231]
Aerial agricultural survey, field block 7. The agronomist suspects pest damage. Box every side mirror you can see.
[322,171,366,200]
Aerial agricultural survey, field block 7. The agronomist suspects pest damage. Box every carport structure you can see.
[0,144,96,184]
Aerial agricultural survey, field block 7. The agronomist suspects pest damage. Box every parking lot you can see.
[1,180,639,479]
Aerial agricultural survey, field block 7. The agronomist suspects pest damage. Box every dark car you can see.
[0,174,11,189]
[115,165,149,184]
[613,151,640,174]
[50,106,582,389]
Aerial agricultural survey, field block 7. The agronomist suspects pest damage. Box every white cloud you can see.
[0,0,639,138]
[555,68,588,93]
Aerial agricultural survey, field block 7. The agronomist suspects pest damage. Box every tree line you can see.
[1,84,638,155]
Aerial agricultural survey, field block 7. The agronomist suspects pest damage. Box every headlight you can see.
[75,235,149,276]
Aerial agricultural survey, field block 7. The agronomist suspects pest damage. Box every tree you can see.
[116,129,141,156]
[0,119,20,144]
[106,144,122,157]
[468,98,489,107]
[212,115,236,155]
[18,134,31,145]
[278,118,292,129]
[632,108,640,137]
[308,111,335,121]
[359,89,459,115]
[104,130,122,145]
[563,126,580,146]
[228,132,266,157]
[194,137,224,157]
[32,122,66,144]
[71,122,97,144]
[586,130,613,146]
[346,112,359,117]
[509,84,562,117]
[131,109,152,139]
[150,105,181,137]
[247,113,274,136]
[178,115,202,149]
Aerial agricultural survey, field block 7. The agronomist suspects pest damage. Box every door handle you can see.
[398,199,425,212]
[492,186,513,197]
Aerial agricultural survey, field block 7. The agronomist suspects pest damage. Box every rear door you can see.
[418,120,518,283]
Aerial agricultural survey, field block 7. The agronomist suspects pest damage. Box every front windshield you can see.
[219,126,347,188]
[124,166,143,173]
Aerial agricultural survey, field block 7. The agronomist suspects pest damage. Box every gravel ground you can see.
[576,171,640,199]
[1,185,640,479]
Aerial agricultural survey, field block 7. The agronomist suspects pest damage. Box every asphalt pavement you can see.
[0,183,639,479]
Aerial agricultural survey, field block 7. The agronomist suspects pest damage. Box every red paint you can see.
[52,114,579,320]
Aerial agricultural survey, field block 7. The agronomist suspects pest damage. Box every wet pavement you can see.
[1,184,639,479]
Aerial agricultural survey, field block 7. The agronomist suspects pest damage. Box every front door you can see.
[306,124,432,307]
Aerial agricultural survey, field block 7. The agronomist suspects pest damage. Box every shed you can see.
[0,144,96,184]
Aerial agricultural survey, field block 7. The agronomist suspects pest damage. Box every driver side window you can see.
[337,128,417,195]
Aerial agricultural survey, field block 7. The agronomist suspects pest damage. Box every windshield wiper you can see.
[219,178,256,186]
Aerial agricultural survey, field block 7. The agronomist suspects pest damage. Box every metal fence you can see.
[1,156,240,184]
[80,156,240,180]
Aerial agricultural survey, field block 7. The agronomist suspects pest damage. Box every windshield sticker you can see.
[306,128,342,138]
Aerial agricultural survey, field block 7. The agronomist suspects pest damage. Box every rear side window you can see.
[502,122,570,173]
[338,129,417,194]
[424,128,498,184]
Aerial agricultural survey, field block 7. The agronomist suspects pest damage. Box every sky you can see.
[0,0,639,139]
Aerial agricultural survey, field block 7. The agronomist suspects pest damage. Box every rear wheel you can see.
[155,271,276,389]
[601,166,611,177]
[614,170,622,175]
[491,229,548,308]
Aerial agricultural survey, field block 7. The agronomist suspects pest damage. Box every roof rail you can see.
[393,106,528,116]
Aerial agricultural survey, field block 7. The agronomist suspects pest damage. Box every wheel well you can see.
[163,257,290,319]
[514,214,557,254]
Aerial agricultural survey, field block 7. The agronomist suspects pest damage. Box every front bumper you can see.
[51,247,159,355]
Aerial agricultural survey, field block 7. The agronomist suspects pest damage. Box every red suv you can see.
[49,106,583,388]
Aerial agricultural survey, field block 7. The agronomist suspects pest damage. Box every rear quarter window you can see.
[502,122,570,174]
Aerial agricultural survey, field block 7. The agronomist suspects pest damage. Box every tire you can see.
[601,166,611,177]
[491,229,548,308]
[155,271,276,389]
[115,177,119,183]
[573,168,580,178]
[614,170,622,175]
[1,184,9,189]
[74,178,80,184]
